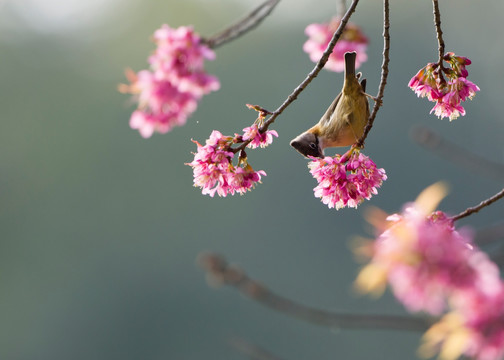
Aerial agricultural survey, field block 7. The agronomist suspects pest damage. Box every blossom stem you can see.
[451,188,504,222]
[355,0,390,148]
[204,0,281,49]
[231,0,361,154]
[198,252,431,332]
[432,0,446,67]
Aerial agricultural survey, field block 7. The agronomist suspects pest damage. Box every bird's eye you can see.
[309,143,317,150]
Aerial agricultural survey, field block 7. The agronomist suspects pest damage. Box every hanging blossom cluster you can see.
[308,148,386,210]
[303,17,368,72]
[120,25,220,138]
[187,114,278,197]
[408,52,480,121]
[355,185,504,360]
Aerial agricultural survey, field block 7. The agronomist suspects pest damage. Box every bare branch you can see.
[355,0,390,148]
[205,0,281,49]
[198,253,431,332]
[432,0,445,65]
[451,188,504,222]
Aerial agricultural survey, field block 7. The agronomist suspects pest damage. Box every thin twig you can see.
[204,0,281,49]
[410,125,504,182]
[451,188,504,222]
[355,0,390,148]
[231,0,361,154]
[230,337,287,360]
[198,253,431,332]
[432,0,445,65]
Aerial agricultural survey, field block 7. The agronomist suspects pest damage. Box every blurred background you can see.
[1,0,503,359]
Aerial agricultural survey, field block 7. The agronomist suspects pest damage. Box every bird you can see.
[290,51,370,158]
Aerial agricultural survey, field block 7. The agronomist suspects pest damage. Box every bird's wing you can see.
[318,92,342,127]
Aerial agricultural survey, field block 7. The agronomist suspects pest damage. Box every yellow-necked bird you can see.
[290,51,369,158]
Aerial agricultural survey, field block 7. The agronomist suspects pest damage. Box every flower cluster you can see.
[408,52,480,121]
[357,207,499,315]
[241,124,278,149]
[303,17,368,72]
[187,122,277,197]
[308,149,386,209]
[120,25,220,138]
[355,185,504,360]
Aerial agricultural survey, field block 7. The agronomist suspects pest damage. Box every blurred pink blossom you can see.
[121,25,220,138]
[367,207,500,315]
[303,17,368,72]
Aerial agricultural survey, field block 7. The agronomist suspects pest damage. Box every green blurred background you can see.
[1,0,503,359]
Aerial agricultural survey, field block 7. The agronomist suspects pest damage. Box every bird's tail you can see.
[344,51,356,79]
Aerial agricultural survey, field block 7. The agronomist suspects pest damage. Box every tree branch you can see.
[198,253,431,332]
[355,0,390,148]
[451,188,504,222]
[432,0,445,65]
[205,0,281,49]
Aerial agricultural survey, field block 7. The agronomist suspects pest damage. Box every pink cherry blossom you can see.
[359,204,501,316]
[430,96,466,121]
[303,17,368,72]
[230,166,267,195]
[422,286,504,360]
[408,53,479,121]
[453,287,504,360]
[308,149,386,209]
[121,25,220,138]
[242,124,279,149]
[187,131,267,197]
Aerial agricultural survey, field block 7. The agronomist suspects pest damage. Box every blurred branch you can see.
[198,253,431,332]
[412,126,504,226]
[410,125,504,182]
[230,337,287,360]
[205,0,281,49]
[355,0,390,148]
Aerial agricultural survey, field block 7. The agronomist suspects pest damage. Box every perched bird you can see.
[290,51,370,158]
